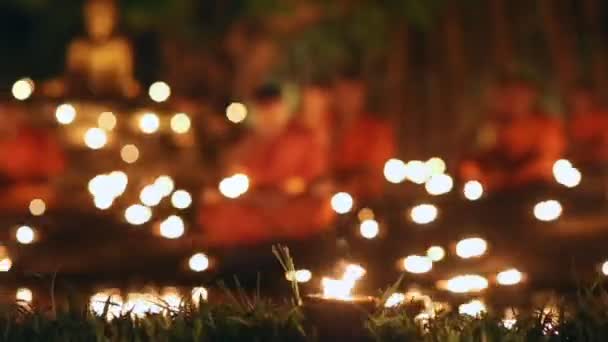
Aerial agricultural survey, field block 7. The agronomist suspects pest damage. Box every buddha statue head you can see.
[84,0,117,42]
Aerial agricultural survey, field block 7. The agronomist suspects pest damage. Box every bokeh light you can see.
[170,113,191,134]
[55,103,76,124]
[84,128,108,149]
[455,237,487,259]
[16,225,35,244]
[322,277,355,300]
[459,299,486,316]
[553,159,581,188]
[357,208,375,221]
[171,190,192,209]
[409,204,438,224]
[124,204,152,225]
[285,269,312,283]
[90,291,123,319]
[343,264,366,281]
[359,219,379,239]
[404,160,432,184]
[140,185,163,207]
[189,253,210,272]
[192,287,208,305]
[384,292,406,308]
[602,261,608,276]
[426,246,445,261]
[16,288,33,303]
[219,173,250,199]
[98,112,117,131]
[0,257,12,272]
[12,78,34,100]
[159,215,185,239]
[154,176,175,197]
[426,157,447,176]
[226,102,248,123]
[331,192,354,214]
[463,180,484,200]
[120,144,139,163]
[139,113,160,134]
[402,255,433,274]
[445,274,488,293]
[148,81,171,102]
[29,198,46,216]
[383,158,408,183]
[94,196,113,210]
[425,174,453,196]
[534,200,562,221]
[497,268,523,286]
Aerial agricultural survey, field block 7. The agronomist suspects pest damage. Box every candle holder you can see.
[304,294,377,341]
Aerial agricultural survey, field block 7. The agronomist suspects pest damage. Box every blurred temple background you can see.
[0,0,607,313]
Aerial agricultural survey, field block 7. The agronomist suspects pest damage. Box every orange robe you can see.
[199,126,334,247]
[333,115,396,199]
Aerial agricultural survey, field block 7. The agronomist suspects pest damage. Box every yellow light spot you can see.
[140,185,163,207]
[16,288,33,303]
[383,158,408,183]
[455,237,487,259]
[497,268,523,286]
[226,102,247,123]
[602,261,608,276]
[139,113,160,134]
[402,255,433,274]
[425,174,453,196]
[459,299,486,316]
[159,215,185,239]
[426,246,445,261]
[359,219,379,239]
[343,264,366,281]
[405,160,432,184]
[160,287,181,310]
[331,192,354,214]
[124,204,152,225]
[189,253,210,272]
[16,225,35,244]
[0,257,12,272]
[321,277,355,300]
[191,287,208,305]
[12,78,34,100]
[55,104,76,124]
[533,200,562,221]
[357,208,374,221]
[384,292,406,308]
[29,198,46,216]
[426,157,447,176]
[463,180,483,200]
[409,204,438,224]
[285,269,312,283]
[120,144,139,163]
[219,173,250,199]
[171,190,192,209]
[154,175,175,197]
[84,128,108,149]
[90,290,123,319]
[170,113,191,134]
[98,112,117,131]
[148,81,171,102]
[445,274,488,293]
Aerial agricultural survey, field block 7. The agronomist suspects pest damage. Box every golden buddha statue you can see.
[46,0,139,98]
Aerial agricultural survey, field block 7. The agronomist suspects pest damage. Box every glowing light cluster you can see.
[331,192,354,214]
[534,200,562,221]
[149,81,171,102]
[496,268,523,286]
[90,291,123,319]
[404,160,432,184]
[159,215,185,239]
[89,171,128,209]
[171,113,191,134]
[139,113,160,134]
[384,158,407,183]
[403,255,433,274]
[192,287,208,305]
[55,103,76,124]
[426,157,446,176]
[189,252,210,272]
[384,292,406,308]
[321,264,366,300]
[426,246,445,261]
[219,173,250,199]
[445,274,488,293]
[84,127,108,149]
[359,219,379,239]
[285,269,313,283]
[410,204,438,224]
[16,225,35,244]
[0,257,13,272]
[29,198,46,216]
[16,288,33,303]
[425,173,453,196]
[459,299,486,316]
[455,237,487,259]
[124,204,152,225]
[226,102,248,123]
[463,180,484,200]
[12,78,34,100]
[553,159,581,188]
[171,190,192,209]
[98,112,117,131]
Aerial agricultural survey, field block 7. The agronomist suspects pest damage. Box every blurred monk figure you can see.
[0,106,65,209]
[460,78,566,191]
[568,86,608,164]
[332,72,396,200]
[199,84,333,247]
